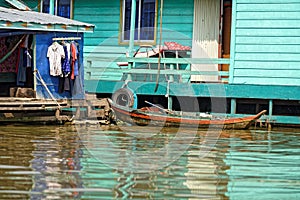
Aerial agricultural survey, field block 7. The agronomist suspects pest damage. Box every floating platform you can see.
[0,96,111,125]
[0,98,71,124]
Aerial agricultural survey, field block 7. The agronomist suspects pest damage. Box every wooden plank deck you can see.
[0,97,111,125]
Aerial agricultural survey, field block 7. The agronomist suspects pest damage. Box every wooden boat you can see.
[108,99,267,130]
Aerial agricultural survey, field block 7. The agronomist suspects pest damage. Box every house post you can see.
[230,98,236,115]
[128,0,136,57]
[126,0,137,81]
[49,0,55,15]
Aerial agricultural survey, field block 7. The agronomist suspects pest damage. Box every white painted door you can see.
[191,0,220,82]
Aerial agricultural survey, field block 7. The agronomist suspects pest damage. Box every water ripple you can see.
[0,125,299,199]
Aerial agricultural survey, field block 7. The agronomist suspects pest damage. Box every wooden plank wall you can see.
[230,0,300,86]
[74,0,194,49]
[73,0,124,80]
[161,0,194,47]
[73,0,194,81]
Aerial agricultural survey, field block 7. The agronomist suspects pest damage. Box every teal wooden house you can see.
[4,0,300,125]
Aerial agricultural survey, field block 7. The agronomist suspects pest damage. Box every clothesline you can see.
[52,37,81,41]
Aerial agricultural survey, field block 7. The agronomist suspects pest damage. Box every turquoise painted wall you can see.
[74,0,121,47]
[73,0,124,80]
[4,0,300,87]
[230,0,300,86]
[73,0,193,50]
[72,0,194,80]
[0,0,9,7]
[161,0,194,46]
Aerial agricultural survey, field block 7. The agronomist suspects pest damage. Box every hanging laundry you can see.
[47,41,65,76]
[72,42,83,97]
[62,42,71,75]
[70,41,78,80]
[16,48,26,86]
[16,35,33,86]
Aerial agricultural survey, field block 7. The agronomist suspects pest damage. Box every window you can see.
[41,0,72,19]
[121,0,157,43]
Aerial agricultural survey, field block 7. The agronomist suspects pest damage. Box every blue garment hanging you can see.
[62,44,71,75]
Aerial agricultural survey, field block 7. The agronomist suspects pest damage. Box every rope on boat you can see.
[145,100,174,114]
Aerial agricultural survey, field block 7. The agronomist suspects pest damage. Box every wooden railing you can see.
[85,57,230,83]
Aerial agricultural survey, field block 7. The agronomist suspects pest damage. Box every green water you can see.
[0,125,299,199]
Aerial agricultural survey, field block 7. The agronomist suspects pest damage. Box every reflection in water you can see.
[225,130,300,200]
[183,137,225,199]
[0,125,83,199]
[0,125,299,199]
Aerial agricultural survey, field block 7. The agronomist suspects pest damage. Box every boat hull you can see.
[108,99,267,130]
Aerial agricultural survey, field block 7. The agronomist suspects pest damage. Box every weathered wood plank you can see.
[235,61,300,70]
[0,106,61,111]
[236,44,300,53]
[89,75,123,81]
[237,11,300,20]
[84,46,127,54]
[87,68,229,76]
[238,0,300,3]
[85,61,120,69]
[0,114,73,123]
[235,53,300,61]
[75,8,120,16]
[237,4,300,12]
[85,80,300,100]
[234,69,300,78]
[237,19,300,28]
[0,102,67,106]
[236,29,300,36]
[232,0,300,87]
[0,98,67,103]
[236,37,300,45]
[232,77,300,86]
[83,38,119,46]
[161,16,193,24]
[85,57,231,65]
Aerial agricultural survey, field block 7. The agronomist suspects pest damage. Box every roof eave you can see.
[0,21,94,33]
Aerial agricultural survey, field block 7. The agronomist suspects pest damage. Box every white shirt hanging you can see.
[47,42,65,76]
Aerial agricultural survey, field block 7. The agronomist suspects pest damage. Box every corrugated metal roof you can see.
[0,6,94,32]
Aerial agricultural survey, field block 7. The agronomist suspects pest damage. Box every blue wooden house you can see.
[0,4,94,100]
[7,0,300,126]
[0,3,94,123]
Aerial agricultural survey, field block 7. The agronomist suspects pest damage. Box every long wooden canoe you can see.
[108,99,267,130]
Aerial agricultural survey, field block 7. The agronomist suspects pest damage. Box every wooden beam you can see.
[128,0,136,57]
[85,80,300,101]
[85,68,229,76]
[87,57,231,64]
[0,106,61,111]
[4,0,30,10]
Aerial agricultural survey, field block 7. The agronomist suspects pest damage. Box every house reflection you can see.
[183,130,229,199]
[29,126,83,199]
